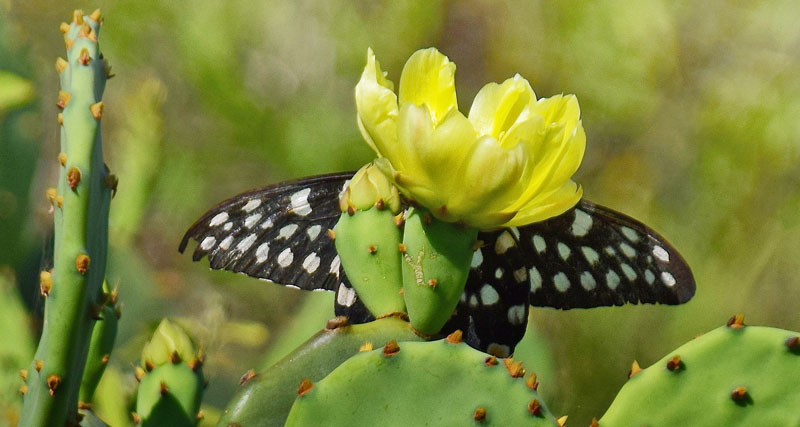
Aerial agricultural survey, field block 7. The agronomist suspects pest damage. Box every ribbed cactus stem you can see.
[21,9,112,426]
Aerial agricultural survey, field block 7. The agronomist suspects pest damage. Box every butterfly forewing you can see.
[179,172,353,291]
[517,200,695,309]
[333,268,375,324]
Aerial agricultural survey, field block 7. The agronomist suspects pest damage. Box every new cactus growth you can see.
[78,282,119,406]
[334,163,406,316]
[599,318,800,426]
[285,332,557,426]
[135,319,205,427]
[21,10,113,426]
[401,209,477,335]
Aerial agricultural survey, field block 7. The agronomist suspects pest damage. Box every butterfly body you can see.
[180,172,695,356]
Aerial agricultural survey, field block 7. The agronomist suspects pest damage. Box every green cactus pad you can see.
[599,324,800,426]
[78,302,118,404]
[401,209,477,335]
[285,336,557,427]
[218,316,423,427]
[334,209,405,316]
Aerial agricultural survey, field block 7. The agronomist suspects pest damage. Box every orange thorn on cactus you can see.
[525,372,539,391]
[590,417,600,427]
[393,212,405,227]
[105,174,118,197]
[666,355,683,372]
[188,356,204,372]
[297,378,314,396]
[786,336,800,352]
[64,35,74,50]
[19,385,27,395]
[78,48,91,65]
[196,411,204,421]
[58,152,67,166]
[727,314,745,329]
[359,342,373,352]
[131,412,141,424]
[55,57,68,74]
[368,245,377,254]
[422,211,433,225]
[397,243,407,253]
[78,401,92,410]
[504,357,525,378]
[101,354,110,364]
[67,167,81,189]
[169,351,182,364]
[56,195,64,209]
[446,330,463,344]
[557,415,568,426]
[59,22,70,34]
[134,366,145,381]
[72,9,84,25]
[90,102,104,119]
[346,206,355,216]
[484,356,498,366]
[628,360,642,379]
[159,381,169,396]
[75,254,90,275]
[46,188,57,206]
[326,229,336,240]
[58,113,64,125]
[375,198,385,210]
[19,369,28,381]
[57,91,71,109]
[47,374,62,396]
[239,369,257,386]
[144,360,155,372]
[40,271,52,296]
[473,407,487,422]
[325,316,349,330]
[528,398,541,416]
[428,278,438,288]
[89,9,102,22]
[731,386,748,402]
[35,360,43,372]
[383,339,400,357]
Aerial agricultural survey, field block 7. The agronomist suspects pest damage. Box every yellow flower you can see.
[355,47,585,229]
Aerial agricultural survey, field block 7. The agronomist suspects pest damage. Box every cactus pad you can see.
[599,322,800,426]
[285,334,557,426]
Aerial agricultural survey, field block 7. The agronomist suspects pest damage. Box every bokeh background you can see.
[2,0,799,425]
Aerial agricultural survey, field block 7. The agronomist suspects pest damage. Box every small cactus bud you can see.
[445,329,463,344]
[57,90,71,109]
[75,254,90,274]
[473,407,487,422]
[727,314,745,329]
[78,48,91,65]
[383,339,400,357]
[67,167,81,189]
[59,22,70,34]
[40,271,52,296]
[628,360,642,379]
[58,152,67,166]
[239,369,257,386]
[666,355,683,372]
[89,9,102,22]
[339,163,401,213]
[35,360,43,372]
[358,342,373,352]
[55,57,68,74]
[90,102,104,119]
[528,398,541,415]
[72,9,84,25]
[297,378,314,396]
[47,374,62,396]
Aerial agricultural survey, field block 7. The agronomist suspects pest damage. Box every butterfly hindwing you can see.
[517,200,695,309]
[333,267,375,324]
[179,172,353,291]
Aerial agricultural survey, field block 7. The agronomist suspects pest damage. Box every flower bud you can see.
[339,162,401,214]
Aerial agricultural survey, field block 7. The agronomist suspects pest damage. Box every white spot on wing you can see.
[510,227,520,240]
[256,243,270,263]
[219,235,234,250]
[533,235,546,253]
[557,242,572,260]
[619,243,636,259]
[621,226,640,242]
[200,236,216,250]
[507,305,526,325]
[277,248,294,267]
[494,231,515,254]
[236,233,257,252]
[290,188,313,217]
[645,269,655,285]
[621,263,637,281]
[653,246,670,262]
[242,199,261,213]
[244,213,262,229]
[494,268,504,279]
[302,253,321,273]
[260,218,274,229]
[471,249,483,268]
[337,284,356,307]
[580,271,596,291]
[606,270,620,290]
[480,284,500,305]
[330,255,341,277]
[223,222,233,231]
[553,272,570,292]
[661,271,676,287]
[529,267,542,292]
[278,224,299,240]
[209,212,228,227]
[469,295,479,308]
[571,209,592,236]
[307,225,322,240]
[581,246,600,265]
[513,267,527,283]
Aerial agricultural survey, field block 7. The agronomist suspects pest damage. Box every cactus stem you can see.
[528,398,541,415]
[58,152,67,166]
[59,22,70,34]
[383,340,400,357]
[628,360,642,379]
[484,356,498,366]
[46,374,62,396]
[72,9,84,25]
[297,378,314,396]
[67,167,81,190]
[525,372,539,391]
[358,342,374,352]
[730,386,748,402]
[78,401,91,410]
[57,90,71,109]
[90,101,104,119]
[55,57,68,74]
[473,407,487,422]
[727,314,745,329]
[367,245,377,254]
[326,229,336,240]
[40,271,52,296]
[666,355,683,372]
[445,330,462,344]
[239,369,257,386]
[556,415,568,426]
[75,254,90,274]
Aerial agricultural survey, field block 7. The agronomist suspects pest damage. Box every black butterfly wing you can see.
[518,199,695,308]
[333,267,375,324]
[179,172,353,291]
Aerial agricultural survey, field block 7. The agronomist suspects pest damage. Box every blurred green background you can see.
[1,0,799,425]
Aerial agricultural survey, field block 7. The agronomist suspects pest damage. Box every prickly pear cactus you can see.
[134,319,205,427]
[285,331,557,426]
[20,9,114,427]
[401,209,477,335]
[334,163,406,316]
[78,283,120,406]
[598,317,800,426]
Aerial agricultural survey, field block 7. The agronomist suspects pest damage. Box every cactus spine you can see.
[20,10,113,426]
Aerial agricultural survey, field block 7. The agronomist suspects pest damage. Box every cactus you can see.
[401,209,477,335]
[286,331,557,426]
[219,316,424,427]
[598,317,800,426]
[78,282,119,406]
[20,9,114,426]
[134,319,205,427]
[334,163,406,316]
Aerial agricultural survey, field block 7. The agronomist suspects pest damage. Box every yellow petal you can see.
[355,48,399,159]
[398,48,458,125]
[394,103,436,200]
[468,74,537,140]
[505,180,583,227]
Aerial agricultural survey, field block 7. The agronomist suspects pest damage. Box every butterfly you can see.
[179,172,695,357]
